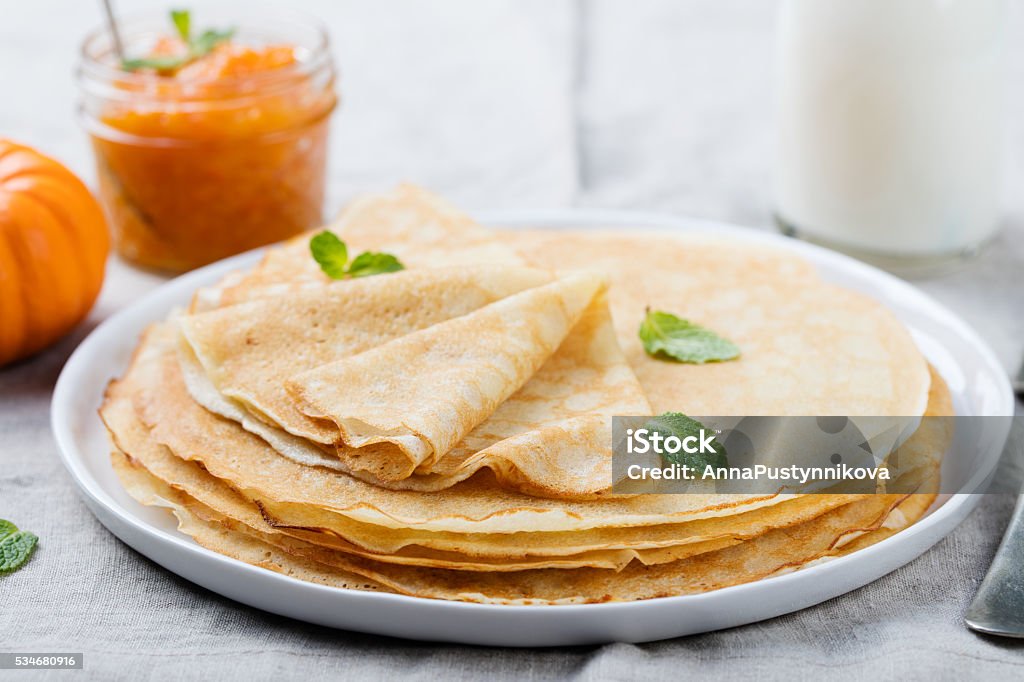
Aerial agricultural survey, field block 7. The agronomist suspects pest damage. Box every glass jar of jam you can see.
[77,9,337,272]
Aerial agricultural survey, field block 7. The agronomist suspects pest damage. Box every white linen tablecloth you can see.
[2,1,1023,679]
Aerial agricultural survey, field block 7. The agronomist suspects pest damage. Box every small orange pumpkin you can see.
[0,139,109,366]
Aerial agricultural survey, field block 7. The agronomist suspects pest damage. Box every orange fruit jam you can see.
[90,39,336,272]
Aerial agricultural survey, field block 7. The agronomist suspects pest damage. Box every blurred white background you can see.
[3,0,1022,364]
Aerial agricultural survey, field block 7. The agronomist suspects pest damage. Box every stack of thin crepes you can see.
[101,185,950,604]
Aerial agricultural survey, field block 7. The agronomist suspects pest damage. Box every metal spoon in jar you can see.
[100,0,126,62]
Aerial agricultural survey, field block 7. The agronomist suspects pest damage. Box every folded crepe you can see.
[285,271,607,480]
[399,297,651,497]
[180,266,641,489]
[175,302,654,498]
[176,292,655,497]
[179,266,554,447]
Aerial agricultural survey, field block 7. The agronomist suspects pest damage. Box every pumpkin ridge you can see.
[0,139,109,366]
[0,221,29,363]
[23,176,107,317]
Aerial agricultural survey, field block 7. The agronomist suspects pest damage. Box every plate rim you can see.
[50,208,1014,628]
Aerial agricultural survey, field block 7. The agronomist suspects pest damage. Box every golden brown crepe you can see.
[498,229,932,419]
[178,296,654,497]
[101,185,946,605]
[286,272,606,480]
[110,447,931,604]
[180,266,554,447]
[110,345,909,572]
[179,277,655,495]
[112,450,859,571]
[123,324,786,532]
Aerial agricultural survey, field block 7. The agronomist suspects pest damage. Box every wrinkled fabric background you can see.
[2,1,1023,679]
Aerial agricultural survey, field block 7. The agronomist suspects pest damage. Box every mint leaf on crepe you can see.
[0,519,38,575]
[310,230,350,279]
[639,309,740,363]
[310,230,404,280]
[645,412,728,470]
[347,252,405,278]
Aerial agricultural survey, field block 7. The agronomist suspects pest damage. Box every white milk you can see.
[774,0,1007,261]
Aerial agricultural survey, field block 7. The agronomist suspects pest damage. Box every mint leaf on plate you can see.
[639,309,740,363]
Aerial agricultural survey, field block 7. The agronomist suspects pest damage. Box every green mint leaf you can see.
[190,27,236,58]
[645,412,728,470]
[0,519,18,543]
[0,530,38,574]
[639,309,740,363]
[170,9,191,43]
[347,252,405,278]
[310,230,350,279]
[122,55,189,72]
[122,11,233,73]
[309,231,404,280]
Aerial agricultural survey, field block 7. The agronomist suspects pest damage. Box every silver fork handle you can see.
[965,491,1024,637]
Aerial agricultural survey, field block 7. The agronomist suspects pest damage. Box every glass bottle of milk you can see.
[774,0,1007,273]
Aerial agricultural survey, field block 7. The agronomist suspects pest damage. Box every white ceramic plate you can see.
[51,210,1014,646]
